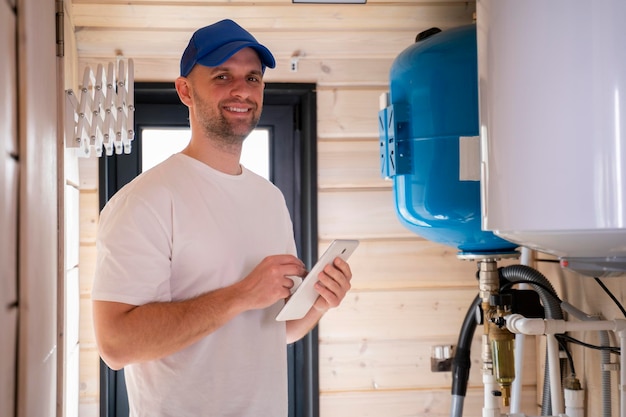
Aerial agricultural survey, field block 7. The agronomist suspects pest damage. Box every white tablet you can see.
[275,239,359,321]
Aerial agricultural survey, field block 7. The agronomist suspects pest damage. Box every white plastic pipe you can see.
[507,315,626,417]
[564,387,585,417]
[506,315,625,335]
[510,332,525,414]
[510,247,533,414]
[482,373,500,417]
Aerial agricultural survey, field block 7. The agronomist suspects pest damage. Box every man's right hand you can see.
[235,254,306,310]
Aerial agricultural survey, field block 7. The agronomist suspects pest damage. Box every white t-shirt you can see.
[93,153,297,417]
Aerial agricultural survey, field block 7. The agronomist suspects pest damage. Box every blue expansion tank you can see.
[379,24,517,255]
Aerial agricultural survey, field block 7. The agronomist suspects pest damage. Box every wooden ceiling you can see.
[70,0,476,83]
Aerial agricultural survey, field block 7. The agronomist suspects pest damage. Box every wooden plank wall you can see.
[71,1,541,415]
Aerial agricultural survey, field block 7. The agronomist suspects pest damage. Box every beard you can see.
[193,92,261,147]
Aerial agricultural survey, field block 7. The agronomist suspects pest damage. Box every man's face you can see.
[188,48,265,146]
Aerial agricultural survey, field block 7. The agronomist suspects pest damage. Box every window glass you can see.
[141,128,270,179]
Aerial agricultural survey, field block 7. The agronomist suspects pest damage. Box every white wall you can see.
[0,1,18,414]
[16,0,59,415]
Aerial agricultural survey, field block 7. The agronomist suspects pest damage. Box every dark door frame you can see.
[98,82,319,417]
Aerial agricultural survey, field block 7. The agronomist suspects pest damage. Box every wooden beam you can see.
[71,3,475,31]
[79,56,394,84]
[74,29,434,59]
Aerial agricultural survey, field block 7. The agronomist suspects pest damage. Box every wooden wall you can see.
[71,1,542,416]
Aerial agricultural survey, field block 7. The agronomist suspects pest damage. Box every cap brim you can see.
[196,41,276,70]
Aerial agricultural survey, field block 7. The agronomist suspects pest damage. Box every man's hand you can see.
[311,256,353,313]
[235,254,306,310]
[285,256,353,343]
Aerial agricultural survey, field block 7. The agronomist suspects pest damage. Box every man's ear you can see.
[175,76,193,107]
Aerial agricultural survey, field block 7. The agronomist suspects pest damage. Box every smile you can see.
[224,106,250,113]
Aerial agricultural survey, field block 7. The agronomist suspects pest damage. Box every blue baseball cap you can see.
[180,19,276,76]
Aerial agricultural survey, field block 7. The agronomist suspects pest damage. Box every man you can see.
[92,19,353,417]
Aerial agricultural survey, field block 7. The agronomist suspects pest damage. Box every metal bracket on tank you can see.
[378,103,412,178]
[456,251,520,262]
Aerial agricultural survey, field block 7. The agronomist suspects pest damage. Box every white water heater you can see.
[478,0,626,275]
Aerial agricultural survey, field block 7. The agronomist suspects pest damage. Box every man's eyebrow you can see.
[208,65,229,74]
[206,66,263,78]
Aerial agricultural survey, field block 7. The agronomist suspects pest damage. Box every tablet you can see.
[275,239,359,321]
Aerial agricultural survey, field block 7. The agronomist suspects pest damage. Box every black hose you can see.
[500,265,562,319]
[500,264,564,416]
[450,294,481,417]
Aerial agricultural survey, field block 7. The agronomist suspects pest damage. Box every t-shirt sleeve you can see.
[92,189,173,306]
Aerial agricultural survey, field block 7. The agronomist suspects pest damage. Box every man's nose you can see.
[229,77,252,98]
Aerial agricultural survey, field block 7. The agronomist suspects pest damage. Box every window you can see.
[141,128,270,178]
